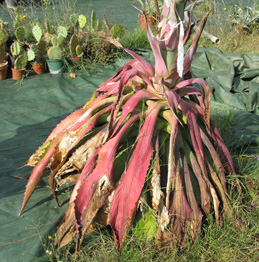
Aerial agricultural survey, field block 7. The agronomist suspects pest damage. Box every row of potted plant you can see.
[0,9,125,81]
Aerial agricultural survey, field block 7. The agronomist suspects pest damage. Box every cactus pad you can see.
[27,49,35,62]
[110,24,125,40]
[96,18,103,32]
[48,46,62,60]
[15,27,25,42]
[57,26,68,38]
[76,45,83,56]
[78,14,87,29]
[91,10,96,29]
[69,34,79,57]
[32,25,43,42]
[11,41,22,58]
[14,55,28,70]
[70,14,78,27]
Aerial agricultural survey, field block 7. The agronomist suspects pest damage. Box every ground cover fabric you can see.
[0,48,259,261]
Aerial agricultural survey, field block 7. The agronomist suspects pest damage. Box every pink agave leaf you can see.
[74,113,140,249]
[55,148,100,248]
[199,127,227,191]
[108,68,138,135]
[19,138,59,216]
[181,152,202,240]
[162,110,179,210]
[183,11,210,76]
[109,101,162,250]
[145,18,168,76]
[188,151,211,214]
[169,157,192,245]
[209,121,236,175]
[111,89,157,136]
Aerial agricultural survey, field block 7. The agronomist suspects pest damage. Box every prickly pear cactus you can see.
[57,26,67,38]
[78,14,87,29]
[96,18,103,32]
[14,55,28,70]
[76,45,83,56]
[0,29,9,63]
[15,27,25,42]
[11,41,22,58]
[48,46,62,60]
[32,25,43,42]
[110,24,125,40]
[69,34,79,57]
[27,49,35,62]
[70,14,78,27]
[91,10,96,29]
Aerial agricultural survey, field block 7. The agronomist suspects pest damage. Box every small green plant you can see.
[0,23,9,63]
[14,55,28,69]
[110,24,125,40]
[47,35,64,60]
[232,5,259,32]
[69,34,83,58]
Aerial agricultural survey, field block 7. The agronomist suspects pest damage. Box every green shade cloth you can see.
[0,47,259,261]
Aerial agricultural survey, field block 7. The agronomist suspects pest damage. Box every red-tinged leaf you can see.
[169,158,191,246]
[199,128,227,191]
[45,108,88,142]
[109,101,162,250]
[112,89,157,136]
[55,149,100,249]
[183,11,210,76]
[19,138,59,216]
[124,48,155,77]
[145,15,168,76]
[74,114,140,249]
[181,152,202,240]
[189,151,211,214]
[162,110,179,210]
[209,121,236,175]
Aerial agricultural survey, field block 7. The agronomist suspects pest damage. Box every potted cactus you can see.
[28,24,47,74]
[0,23,9,81]
[10,41,28,80]
[46,35,64,74]
[69,34,83,63]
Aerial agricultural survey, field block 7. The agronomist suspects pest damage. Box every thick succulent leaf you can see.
[112,89,157,136]
[109,102,162,250]
[55,149,100,248]
[145,14,168,76]
[183,11,210,76]
[74,114,140,250]
[19,138,59,215]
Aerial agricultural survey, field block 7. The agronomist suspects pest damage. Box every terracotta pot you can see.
[11,67,25,80]
[0,61,8,81]
[33,63,45,74]
[71,56,81,63]
[139,13,155,30]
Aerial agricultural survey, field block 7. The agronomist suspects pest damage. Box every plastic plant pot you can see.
[46,59,64,74]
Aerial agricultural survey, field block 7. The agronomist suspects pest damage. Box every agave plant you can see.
[20,0,240,251]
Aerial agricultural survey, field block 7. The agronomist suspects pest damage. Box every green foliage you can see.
[14,55,28,69]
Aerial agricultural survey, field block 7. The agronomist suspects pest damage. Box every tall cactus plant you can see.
[0,27,8,64]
